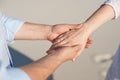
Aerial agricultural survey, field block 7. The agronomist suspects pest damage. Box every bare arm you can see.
[51,4,116,60]
[14,22,52,40]
[84,4,115,35]
[14,22,80,42]
[19,46,79,80]
[20,54,62,80]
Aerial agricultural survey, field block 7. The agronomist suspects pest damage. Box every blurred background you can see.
[0,0,120,80]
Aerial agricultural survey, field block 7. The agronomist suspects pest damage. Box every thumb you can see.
[49,33,58,42]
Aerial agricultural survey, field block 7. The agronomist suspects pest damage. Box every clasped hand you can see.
[47,24,93,61]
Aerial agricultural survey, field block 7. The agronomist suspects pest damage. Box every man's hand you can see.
[48,24,81,42]
[47,45,80,62]
[20,45,80,80]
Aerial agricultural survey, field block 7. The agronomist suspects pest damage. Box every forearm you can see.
[20,54,63,80]
[15,22,52,40]
[84,4,115,35]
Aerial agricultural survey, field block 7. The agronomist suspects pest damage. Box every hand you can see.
[47,45,80,62]
[50,24,92,60]
[48,24,82,42]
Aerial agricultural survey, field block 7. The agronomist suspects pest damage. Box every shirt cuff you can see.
[104,0,120,19]
[9,20,25,44]
[5,19,25,44]
[6,68,31,80]
[1,13,25,44]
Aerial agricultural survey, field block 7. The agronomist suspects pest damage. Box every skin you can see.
[12,4,115,80]
[20,45,80,80]
[13,22,83,80]
[51,4,115,60]
[15,22,91,46]
[15,23,81,41]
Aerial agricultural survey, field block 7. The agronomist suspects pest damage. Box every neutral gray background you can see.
[0,0,120,80]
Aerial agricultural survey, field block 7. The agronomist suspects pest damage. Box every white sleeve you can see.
[104,0,120,19]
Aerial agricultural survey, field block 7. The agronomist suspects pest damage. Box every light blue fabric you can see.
[105,0,120,80]
[0,12,31,80]
[106,46,120,80]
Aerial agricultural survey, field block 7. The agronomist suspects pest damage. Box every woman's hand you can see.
[49,24,93,60]
[48,24,82,42]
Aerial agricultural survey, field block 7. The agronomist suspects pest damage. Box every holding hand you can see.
[48,24,81,42]
[49,24,93,60]
[47,45,80,62]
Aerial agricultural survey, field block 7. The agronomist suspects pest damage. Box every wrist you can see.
[34,24,52,40]
[82,22,96,36]
[77,23,92,37]
[47,53,64,64]
[45,25,53,40]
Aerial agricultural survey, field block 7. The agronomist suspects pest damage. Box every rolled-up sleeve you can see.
[104,0,120,19]
[1,13,25,43]
[0,62,31,80]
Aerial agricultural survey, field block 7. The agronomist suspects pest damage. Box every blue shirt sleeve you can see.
[0,61,31,80]
[0,13,31,80]
[1,13,25,43]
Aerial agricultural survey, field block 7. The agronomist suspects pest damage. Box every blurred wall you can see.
[0,0,120,80]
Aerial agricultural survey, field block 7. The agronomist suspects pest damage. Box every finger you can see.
[50,41,74,53]
[54,40,77,49]
[46,44,56,54]
[72,50,82,61]
[53,38,69,48]
[47,46,64,55]
[87,38,93,44]
[47,49,55,55]
[48,45,56,52]
[85,42,92,48]
[53,34,66,45]
[87,40,93,44]
[51,43,66,50]
[69,24,83,30]
[85,44,91,48]
[72,49,81,61]
[61,41,82,47]
[85,39,93,48]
